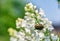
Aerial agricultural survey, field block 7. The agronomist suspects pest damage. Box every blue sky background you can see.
[26,0,60,25]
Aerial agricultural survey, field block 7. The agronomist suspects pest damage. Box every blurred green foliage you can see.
[58,0,60,2]
[0,0,26,36]
[58,0,60,1]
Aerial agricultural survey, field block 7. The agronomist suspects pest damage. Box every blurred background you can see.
[0,0,60,41]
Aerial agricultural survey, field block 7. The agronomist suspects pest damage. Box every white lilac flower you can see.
[31,37,35,41]
[35,10,38,14]
[16,22,21,28]
[44,24,49,28]
[35,34,40,41]
[35,30,39,37]
[45,36,50,41]
[51,33,54,36]
[10,37,17,41]
[48,26,54,31]
[9,3,60,41]
[18,37,25,41]
[25,12,30,16]
[45,38,50,41]
[39,12,44,16]
[48,21,52,25]
[39,8,45,16]
[37,16,41,19]
[27,3,33,9]
[39,32,44,38]
[43,28,46,32]
[16,32,25,40]
[51,33,58,41]
[31,30,36,36]
[26,23,35,29]
[26,18,35,29]
[33,5,36,9]
[19,32,25,36]
[30,13,35,18]
[21,20,27,27]
[39,8,44,12]
[16,18,23,28]
[44,18,48,21]
[52,36,58,41]
[31,33,35,37]
[26,18,35,24]
[24,3,33,11]
[25,36,31,41]
[24,16,31,20]
[25,28,31,34]
[8,28,17,36]
[44,19,52,26]
[40,22,44,25]
[8,28,14,35]
[24,7,28,11]
[43,18,50,25]
[13,30,17,37]
[40,18,47,24]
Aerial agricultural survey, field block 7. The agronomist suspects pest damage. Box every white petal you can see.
[34,5,36,9]
[25,12,30,15]
[35,10,38,13]
[10,37,17,41]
